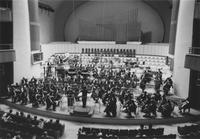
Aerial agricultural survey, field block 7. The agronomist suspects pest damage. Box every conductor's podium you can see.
[70,106,94,117]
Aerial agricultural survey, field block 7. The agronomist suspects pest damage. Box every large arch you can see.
[52,0,171,43]
[64,1,165,43]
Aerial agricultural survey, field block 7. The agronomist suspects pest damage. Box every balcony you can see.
[188,47,200,55]
[185,47,200,71]
[0,49,15,63]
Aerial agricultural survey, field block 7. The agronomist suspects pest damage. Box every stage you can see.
[1,95,200,125]
[2,54,199,125]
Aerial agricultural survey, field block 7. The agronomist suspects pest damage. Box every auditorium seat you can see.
[0,111,64,139]
[119,129,129,138]
[129,129,139,137]
[178,124,200,137]
[77,126,177,139]
[110,129,119,136]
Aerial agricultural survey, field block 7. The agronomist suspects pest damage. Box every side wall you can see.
[39,4,55,43]
[13,0,42,83]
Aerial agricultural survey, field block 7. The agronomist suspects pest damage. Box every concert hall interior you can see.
[1,0,200,139]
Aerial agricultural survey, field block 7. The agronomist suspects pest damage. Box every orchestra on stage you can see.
[7,53,189,119]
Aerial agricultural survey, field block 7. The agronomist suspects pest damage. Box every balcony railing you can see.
[189,47,200,55]
[0,49,15,63]
[0,44,13,50]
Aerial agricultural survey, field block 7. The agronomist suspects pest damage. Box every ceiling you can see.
[39,0,172,11]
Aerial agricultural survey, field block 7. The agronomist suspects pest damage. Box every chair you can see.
[101,128,110,137]
[94,48,97,54]
[128,129,138,137]
[82,48,84,54]
[91,48,94,54]
[118,129,129,139]
[100,49,103,54]
[97,49,100,54]
[113,49,116,54]
[85,48,88,54]
[110,129,119,136]
[82,127,91,134]
[163,134,176,139]
[116,49,119,54]
[91,128,100,136]
[156,128,164,136]
[110,49,114,56]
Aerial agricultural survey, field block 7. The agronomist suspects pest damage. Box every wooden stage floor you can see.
[1,67,199,125]
[2,96,200,125]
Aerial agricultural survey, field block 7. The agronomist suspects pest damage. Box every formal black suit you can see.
[82,87,88,108]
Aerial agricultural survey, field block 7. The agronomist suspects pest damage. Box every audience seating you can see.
[78,126,176,139]
[0,110,65,139]
[178,124,200,138]
[0,127,33,139]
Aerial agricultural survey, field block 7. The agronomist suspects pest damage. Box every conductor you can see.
[81,85,88,108]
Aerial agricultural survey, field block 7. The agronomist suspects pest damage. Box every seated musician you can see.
[143,95,157,118]
[158,95,167,112]
[52,96,57,111]
[7,84,12,98]
[159,100,174,117]
[163,76,173,95]
[142,70,152,83]
[137,91,148,110]
[46,94,53,110]
[119,88,127,105]
[32,92,40,108]
[21,77,28,85]
[67,86,74,107]
[91,86,99,103]
[47,62,52,77]
[154,76,162,92]
[139,80,146,92]
[104,93,117,117]
[123,94,137,118]
[158,69,163,81]
[179,98,190,113]
[20,86,28,105]
[164,75,173,85]
[30,76,37,85]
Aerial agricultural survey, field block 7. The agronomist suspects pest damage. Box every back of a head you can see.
[56,119,60,124]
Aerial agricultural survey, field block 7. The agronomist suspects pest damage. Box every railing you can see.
[0,44,13,50]
[189,47,200,55]
[0,49,16,63]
